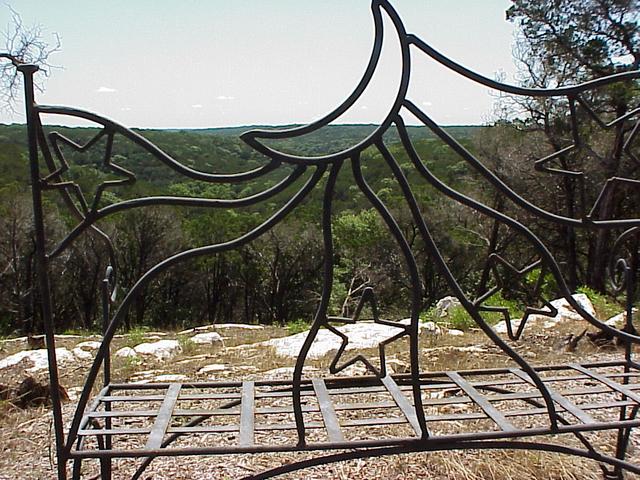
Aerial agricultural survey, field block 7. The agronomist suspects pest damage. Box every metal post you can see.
[101,267,112,479]
[18,63,68,480]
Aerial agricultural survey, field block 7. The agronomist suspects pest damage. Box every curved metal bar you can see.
[611,405,640,479]
[33,114,121,286]
[291,160,341,446]
[609,227,640,294]
[36,105,282,182]
[243,2,383,140]
[408,34,640,98]
[397,109,640,345]
[245,439,640,480]
[63,166,326,455]
[403,99,640,230]
[240,0,412,165]
[352,150,428,436]
[48,165,307,259]
[394,116,568,428]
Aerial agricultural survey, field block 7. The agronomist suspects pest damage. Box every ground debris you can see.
[0,376,69,409]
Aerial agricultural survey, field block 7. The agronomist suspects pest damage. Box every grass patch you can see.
[61,327,101,336]
[178,336,198,355]
[421,292,522,331]
[122,325,153,348]
[284,319,311,335]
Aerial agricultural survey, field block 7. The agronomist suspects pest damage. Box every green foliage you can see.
[333,209,385,251]
[506,0,639,79]
[178,336,198,355]
[524,267,558,300]
[446,306,477,331]
[421,291,521,332]
[482,291,522,324]
[420,303,478,331]
[419,305,438,323]
[123,326,152,348]
[62,327,100,336]
[285,318,311,335]
[0,115,625,336]
[115,354,143,380]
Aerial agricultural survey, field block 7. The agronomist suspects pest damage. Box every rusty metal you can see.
[4,0,640,478]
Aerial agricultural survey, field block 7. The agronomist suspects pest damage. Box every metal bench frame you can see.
[8,1,640,478]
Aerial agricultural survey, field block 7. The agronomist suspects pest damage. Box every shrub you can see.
[285,319,311,335]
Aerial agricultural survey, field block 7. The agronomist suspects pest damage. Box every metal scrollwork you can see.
[9,1,640,478]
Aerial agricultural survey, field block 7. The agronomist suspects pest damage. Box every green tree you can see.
[503,0,640,290]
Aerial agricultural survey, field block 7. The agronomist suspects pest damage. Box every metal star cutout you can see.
[476,254,557,341]
[42,128,135,215]
[534,95,640,220]
[325,287,408,378]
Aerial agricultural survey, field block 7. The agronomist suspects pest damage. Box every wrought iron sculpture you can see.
[4,0,640,478]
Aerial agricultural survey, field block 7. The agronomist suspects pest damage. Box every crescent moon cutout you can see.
[241,0,411,166]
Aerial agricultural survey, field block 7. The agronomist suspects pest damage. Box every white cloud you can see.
[120,107,132,111]
[191,104,203,109]
[216,95,235,101]
[360,105,368,110]
[422,101,432,106]
[96,86,117,93]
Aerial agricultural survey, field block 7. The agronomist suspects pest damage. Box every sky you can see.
[1,0,519,128]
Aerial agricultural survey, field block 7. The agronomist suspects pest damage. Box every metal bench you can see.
[8,0,640,478]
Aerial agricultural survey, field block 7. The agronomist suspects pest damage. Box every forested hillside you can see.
[0,123,497,335]
[1,0,637,338]
[1,110,637,338]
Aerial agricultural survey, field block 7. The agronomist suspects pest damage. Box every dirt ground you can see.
[1,319,640,480]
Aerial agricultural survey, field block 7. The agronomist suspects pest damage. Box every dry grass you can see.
[1,319,640,479]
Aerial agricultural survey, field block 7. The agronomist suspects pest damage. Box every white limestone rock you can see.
[421,321,442,335]
[179,324,264,335]
[133,340,181,360]
[0,348,75,372]
[447,329,465,336]
[154,374,188,382]
[114,347,138,358]
[72,347,94,360]
[213,323,264,330]
[494,318,524,335]
[256,321,410,359]
[548,293,596,322]
[494,293,597,334]
[435,296,462,317]
[75,341,102,351]
[190,332,224,346]
[606,312,627,327]
[197,363,227,375]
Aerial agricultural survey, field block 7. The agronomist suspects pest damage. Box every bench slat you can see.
[447,371,516,432]
[239,381,255,447]
[312,378,345,442]
[571,364,640,404]
[145,384,181,450]
[510,368,596,425]
[381,375,422,436]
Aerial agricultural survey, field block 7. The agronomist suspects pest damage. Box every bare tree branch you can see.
[0,6,60,112]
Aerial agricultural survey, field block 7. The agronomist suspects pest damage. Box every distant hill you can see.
[182,123,483,138]
[170,123,486,157]
[0,123,485,188]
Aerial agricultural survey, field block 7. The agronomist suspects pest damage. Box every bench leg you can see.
[99,457,112,480]
[605,404,639,480]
